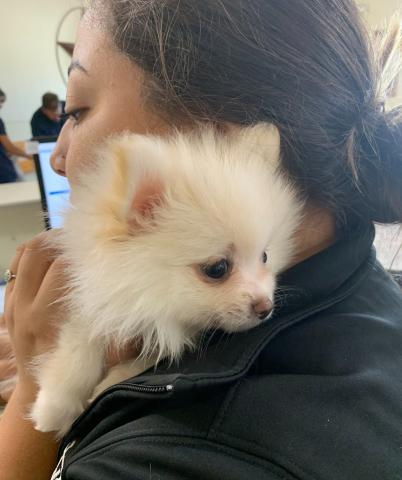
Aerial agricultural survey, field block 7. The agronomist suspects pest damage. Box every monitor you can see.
[33,138,70,229]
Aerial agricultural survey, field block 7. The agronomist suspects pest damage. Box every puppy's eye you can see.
[202,259,230,280]
[262,252,268,264]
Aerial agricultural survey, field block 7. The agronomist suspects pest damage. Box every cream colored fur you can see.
[29,124,303,437]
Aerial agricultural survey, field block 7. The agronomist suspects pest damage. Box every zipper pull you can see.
[51,441,76,480]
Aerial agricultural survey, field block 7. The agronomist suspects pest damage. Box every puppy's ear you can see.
[129,172,166,229]
[87,134,169,239]
[117,136,169,233]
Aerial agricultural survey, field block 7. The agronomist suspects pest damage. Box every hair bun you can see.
[357,106,402,223]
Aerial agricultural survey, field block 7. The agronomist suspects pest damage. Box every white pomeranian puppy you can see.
[29,124,303,437]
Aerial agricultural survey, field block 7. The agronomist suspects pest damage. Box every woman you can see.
[1,1,402,478]
[0,89,32,183]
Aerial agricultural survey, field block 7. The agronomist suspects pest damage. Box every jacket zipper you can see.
[51,441,76,480]
[99,382,174,397]
[58,382,175,466]
[120,383,174,394]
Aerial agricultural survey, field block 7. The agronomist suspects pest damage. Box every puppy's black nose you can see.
[253,299,273,320]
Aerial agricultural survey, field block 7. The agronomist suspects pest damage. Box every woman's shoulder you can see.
[224,261,402,479]
[261,256,402,377]
[58,226,402,479]
[60,274,402,479]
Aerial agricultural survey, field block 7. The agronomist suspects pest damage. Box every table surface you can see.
[0,176,40,208]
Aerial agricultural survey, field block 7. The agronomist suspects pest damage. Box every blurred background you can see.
[0,0,401,311]
[2,1,83,139]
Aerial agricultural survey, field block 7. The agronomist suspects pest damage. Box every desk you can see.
[0,176,44,272]
[0,179,40,207]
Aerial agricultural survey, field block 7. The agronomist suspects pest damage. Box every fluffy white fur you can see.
[29,124,303,437]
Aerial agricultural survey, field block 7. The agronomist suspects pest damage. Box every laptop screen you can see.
[34,140,70,229]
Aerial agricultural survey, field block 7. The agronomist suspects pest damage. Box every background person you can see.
[0,89,32,183]
[30,92,62,138]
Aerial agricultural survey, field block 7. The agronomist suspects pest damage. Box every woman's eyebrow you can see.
[68,60,89,77]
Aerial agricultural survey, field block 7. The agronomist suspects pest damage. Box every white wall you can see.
[0,0,83,141]
[358,1,402,106]
[360,0,402,27]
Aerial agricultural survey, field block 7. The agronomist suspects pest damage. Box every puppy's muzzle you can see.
[252,298,273,320]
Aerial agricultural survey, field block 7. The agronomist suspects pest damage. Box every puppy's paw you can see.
[90,359,155,403]
[91,365,132,401]
[30,390,84,438]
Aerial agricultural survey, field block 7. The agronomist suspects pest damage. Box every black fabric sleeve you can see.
[64,436,297,480]
[0,118,6,135]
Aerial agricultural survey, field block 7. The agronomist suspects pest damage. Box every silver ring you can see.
[3,269,16,283]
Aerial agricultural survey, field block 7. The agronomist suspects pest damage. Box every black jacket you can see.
[56,223,402,479]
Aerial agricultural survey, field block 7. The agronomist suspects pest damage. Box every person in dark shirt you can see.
[30,92,62,138]
[0,89,32,183]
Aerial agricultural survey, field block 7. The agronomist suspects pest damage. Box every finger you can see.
[30,259,69,345]
[4,243,26,297]
[0,332,13,357]
[36,257,69,308]
[0,374,17,403]
[14,233,59,300]
[0,360,17,378]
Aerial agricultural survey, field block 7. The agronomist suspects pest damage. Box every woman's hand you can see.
[0,232,66,480]
[0,325,17,402]
[3,231,68,393]
[2,231,140,400]
[0,231,142,478]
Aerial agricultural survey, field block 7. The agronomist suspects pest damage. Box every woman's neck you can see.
[290,206,336,268]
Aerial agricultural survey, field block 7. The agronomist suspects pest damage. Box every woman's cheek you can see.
[65,122,99,181]
[65,143,91,188]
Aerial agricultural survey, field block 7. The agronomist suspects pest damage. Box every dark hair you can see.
[0,88,5,99]
[42,92,59,111]
[94,0,402,225]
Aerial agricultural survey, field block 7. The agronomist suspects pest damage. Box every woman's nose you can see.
[50,151,66,177]
[50,122,71,177]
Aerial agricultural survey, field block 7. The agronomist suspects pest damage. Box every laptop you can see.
[33,137,70,229]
